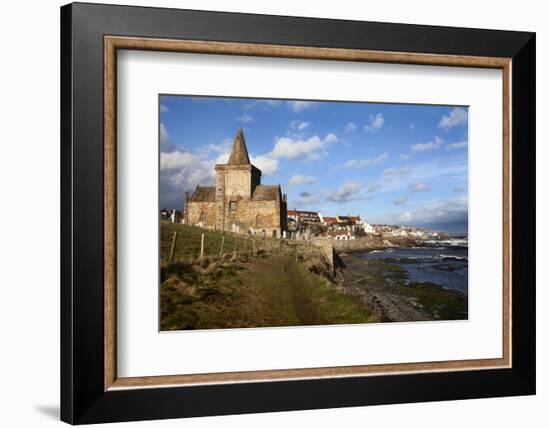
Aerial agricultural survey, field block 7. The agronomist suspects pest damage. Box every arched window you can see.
[200,212,206,223]
[255,214,261,227]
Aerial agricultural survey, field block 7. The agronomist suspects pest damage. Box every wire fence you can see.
[160,222,281,264]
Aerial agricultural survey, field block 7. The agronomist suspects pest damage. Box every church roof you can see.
[252,185,280,201]
[190,186,216,202]
[227,128,251,165]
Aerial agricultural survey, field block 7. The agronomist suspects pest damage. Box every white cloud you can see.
[394,196,409,206]
[290,120,310,131]
[270,133,338,160]
[327,181,362,203]
[345,152,388,169]
[345,122,357,133]
[198,138,233,156]
[160,151,216,208]
[439,107,468,130]
[372,152,389,165]
[236,113,253,124]
[161,151,204,171]
[345,159,362,168]
[289,175,316,185]
[287,101,318,113]
[250,154,279,176]
[324,133,338,144]
[215,152,230,164]
[160,104,170,113]
[364,113,384,132]
[383,166,412,177]
[306,152,325,161]
[400,153,411,160]
[411,136,444,153]
[292,190,320,207]
[366,183,383,193]
[347,159,467,206]
[409,182,430,193]
[397,196,468,226]
[160,122,178,152]
[446,140,468,151]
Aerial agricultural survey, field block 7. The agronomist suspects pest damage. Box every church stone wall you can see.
[187,201,217,228]
[223,197,254,233]
[223,168,251,197]
[251,199,282,237]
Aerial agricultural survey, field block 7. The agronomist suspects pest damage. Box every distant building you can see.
[288,209,321,225]
[336,215,352,224]
[160,209,170,221]
[183,129,288,238]
[160,208,182,223]
[391,228,407,237]
[333,215,359,224]
[170,209,183,223]
[326,230,356,240]
[363,223,374,234]
[320,215,338,226]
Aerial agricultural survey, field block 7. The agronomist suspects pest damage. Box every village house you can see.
[326,230,356,240]
[363,223,375,234]
[160,209,170,221]
[160,208,183,223]
[320,215,338,226]
[183,129,288,238]
[287,209,321,228]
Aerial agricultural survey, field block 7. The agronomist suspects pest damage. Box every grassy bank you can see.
[161,222,276,263]
[160,223,377,330]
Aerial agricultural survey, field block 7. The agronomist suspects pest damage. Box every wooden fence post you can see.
[220,236,225,257]
[253,239,256,255]
[233,237,238,255]
[200,233,205,261]
[169,231,178,262]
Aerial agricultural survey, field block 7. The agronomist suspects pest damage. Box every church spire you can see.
[227,128,251,165]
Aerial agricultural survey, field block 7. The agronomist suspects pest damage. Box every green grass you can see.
[159,228,377,331]
[161,222,272,263]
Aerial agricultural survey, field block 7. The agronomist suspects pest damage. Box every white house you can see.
[363,223,374,234]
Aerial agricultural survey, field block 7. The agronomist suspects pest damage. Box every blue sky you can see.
[160,95,469,232]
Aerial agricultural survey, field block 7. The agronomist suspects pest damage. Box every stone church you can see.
[183,129,288,238]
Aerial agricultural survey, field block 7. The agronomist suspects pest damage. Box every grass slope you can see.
[160,224,376,330]
[161,222,271,262]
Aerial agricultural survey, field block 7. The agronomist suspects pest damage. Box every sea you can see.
[358,235,469,294]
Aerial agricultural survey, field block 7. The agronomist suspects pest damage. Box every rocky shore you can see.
[337,252,468,322]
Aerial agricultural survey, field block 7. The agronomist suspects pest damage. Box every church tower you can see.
[214,129,261,231]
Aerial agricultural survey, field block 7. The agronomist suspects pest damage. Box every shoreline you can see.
[337,251,468,322]
[329,234,431,256]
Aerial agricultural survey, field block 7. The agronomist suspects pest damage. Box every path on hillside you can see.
[161,250,376,330]
[243,253,323,326]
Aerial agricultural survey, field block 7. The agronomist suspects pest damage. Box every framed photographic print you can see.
[60,2,536,424]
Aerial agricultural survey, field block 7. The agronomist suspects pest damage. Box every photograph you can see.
[159,95,469,331]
